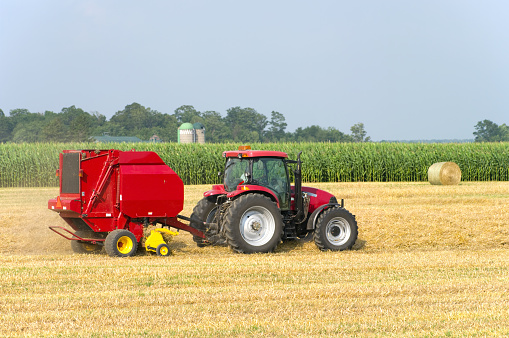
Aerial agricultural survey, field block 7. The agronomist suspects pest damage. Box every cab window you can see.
[252,158,290,210]
[224,158,249,192]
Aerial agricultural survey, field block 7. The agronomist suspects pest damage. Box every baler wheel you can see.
[313,207,358,251]
[105,229,138,257]
[156,243,170,256]
[71,231,102,254]
[224,194,283,254]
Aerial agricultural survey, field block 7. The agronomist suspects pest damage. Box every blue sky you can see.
[1,0,508,141]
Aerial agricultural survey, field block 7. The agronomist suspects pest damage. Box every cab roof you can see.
[223,146,288,159]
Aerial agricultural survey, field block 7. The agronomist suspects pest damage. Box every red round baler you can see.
[48,149,204,256]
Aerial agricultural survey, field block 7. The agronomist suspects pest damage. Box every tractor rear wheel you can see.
[191,197,220,247]
[105,229,138,257]
[314,207,357,251]
[224,194,283,253]
[70,231,102,254]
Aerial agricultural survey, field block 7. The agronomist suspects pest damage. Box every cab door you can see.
[252,158,290,210]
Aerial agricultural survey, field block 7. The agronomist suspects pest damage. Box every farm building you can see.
[149,134,162,143]
[178,122,206,144]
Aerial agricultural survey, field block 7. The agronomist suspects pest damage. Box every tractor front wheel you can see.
[314,207,357,251]
[105,229,138,257]
[224,194,283,254]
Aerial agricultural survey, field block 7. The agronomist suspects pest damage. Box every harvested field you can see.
[1,182,509,336]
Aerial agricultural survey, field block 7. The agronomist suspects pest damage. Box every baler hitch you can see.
[177,214,217,231]
[48,226,105,245]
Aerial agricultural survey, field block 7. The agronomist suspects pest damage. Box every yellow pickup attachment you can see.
[145,228,179,256]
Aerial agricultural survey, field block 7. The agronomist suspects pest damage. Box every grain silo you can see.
[193,122,206,144]
[178,123,195,144]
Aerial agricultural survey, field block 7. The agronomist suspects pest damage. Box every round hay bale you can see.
[428,162,461,185]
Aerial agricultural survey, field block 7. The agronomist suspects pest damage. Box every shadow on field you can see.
[353,239,367,250]
[276,237,367,253]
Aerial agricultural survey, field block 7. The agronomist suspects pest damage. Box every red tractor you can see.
[190,146,358,253]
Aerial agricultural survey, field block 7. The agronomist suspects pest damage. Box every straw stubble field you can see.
[1,182,509,336]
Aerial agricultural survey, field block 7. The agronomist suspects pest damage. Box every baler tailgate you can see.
[61,152,81,194]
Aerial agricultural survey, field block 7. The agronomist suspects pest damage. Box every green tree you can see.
[91,111,107,127]
[9,108,32,123]
[111,103,157,133]
[350,122,371,142]
[327,127,353,142]
[8,109,45,142]
[499,124,509,141]
[174,105,201,124]
[225,107,267,142]
[289,125,352,142]
[201,111,229,143]
[59,106,99,142]
[473,120,509,142]
[11,121,43,142]
[293,126,320,142]
[0,109,14,142]
[266,111,287,141]
[71,113,92,142]
[110,103,148,132]
[156,114,180,142]
[109,103,179,141]
[41,117,68,142]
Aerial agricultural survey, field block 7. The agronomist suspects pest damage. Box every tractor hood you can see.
[292,186,337,214]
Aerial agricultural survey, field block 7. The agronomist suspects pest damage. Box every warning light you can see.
[56,196,62,209]
[238,145,251,151]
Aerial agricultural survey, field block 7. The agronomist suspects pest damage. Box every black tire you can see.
[156,243,170,256]
[191,197,219,247]
[224,194,283,254]
[314,207,357,251]
[70,231,103,254]
[104,229,138,257]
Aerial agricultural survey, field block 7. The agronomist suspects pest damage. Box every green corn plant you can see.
[1,142,508,187]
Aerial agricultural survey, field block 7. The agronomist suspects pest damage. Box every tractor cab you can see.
[223,147,291,210]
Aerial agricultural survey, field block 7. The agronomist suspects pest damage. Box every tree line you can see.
[1,103,504,143]
[473,120,509,142]
[0,103,370,143]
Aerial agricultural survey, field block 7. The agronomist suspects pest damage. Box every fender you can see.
[204,184,280,208]
[306,202,343,230]
[203,184,227,198]
[227,185,280,208]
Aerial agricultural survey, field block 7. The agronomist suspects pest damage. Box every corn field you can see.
[0,142,508,187]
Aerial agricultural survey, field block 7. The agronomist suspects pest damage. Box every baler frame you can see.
[49,226,106,245]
